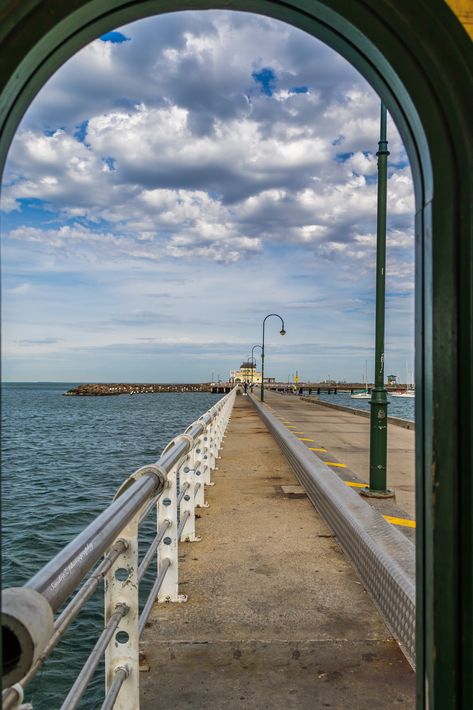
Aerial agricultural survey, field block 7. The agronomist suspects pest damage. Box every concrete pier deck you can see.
[264,392,415,521]
[140,396,414,708]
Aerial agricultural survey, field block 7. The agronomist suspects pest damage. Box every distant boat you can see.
[391,388,415,398]
[351,360,371,399]
[391,361,415,397]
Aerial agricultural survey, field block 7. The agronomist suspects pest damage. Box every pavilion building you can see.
[229,361,262,384]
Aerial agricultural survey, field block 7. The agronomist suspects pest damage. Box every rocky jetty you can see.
[64,383,212,396]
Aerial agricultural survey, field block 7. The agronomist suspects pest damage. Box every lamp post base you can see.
[360,487,395,499]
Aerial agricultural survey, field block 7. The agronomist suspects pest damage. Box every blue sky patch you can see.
[335,151,354,163]
[43,128,61,137]
[103,157,116,171]
[390,159,409,170]
[114,97,141,109]
[252,67,277,96]
[100,31,130,43]
[3,200,54,230]
[289,86,309,94]
[74,120,89,143]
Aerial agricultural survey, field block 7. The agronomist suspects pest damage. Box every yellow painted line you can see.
[309,447,327,452]
[326,461,347,468]
[286,425,298,429]
[383,515,416,529]
[298,437,315,442]
[344,481,367,488]
[292,431,305,434]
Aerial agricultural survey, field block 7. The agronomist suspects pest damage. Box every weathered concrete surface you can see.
[140,396,414,708]
[265,391,415,519]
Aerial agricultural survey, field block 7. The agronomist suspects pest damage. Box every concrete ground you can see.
[264,392,415,520]
[140,396,415,709]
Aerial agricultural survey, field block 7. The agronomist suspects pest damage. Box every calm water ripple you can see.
[311,391,415,421]
[2,382,222,708]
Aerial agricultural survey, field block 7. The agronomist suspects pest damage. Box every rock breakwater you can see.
[64,383,212,396]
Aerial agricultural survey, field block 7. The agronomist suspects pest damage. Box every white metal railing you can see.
[2,386,237,709]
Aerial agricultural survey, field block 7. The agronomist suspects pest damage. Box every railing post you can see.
[194,435,209,509]
[179,451,200,543]
[207,419,218,470]
[215,413,224,449]
[221,408,228,442]
[104,516,139,710]
[201,428,213,487]
[157,468,187,603]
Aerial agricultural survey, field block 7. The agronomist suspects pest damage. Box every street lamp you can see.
[361,101,394,499]
[251,344,263,386]
[260,314,286,402]
[247,356,256,384]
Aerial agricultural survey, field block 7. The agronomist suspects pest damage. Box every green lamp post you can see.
[251,345,263,386]
[260,314,286,402]
[361,102,394,499]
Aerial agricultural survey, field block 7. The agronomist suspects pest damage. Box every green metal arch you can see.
[0,2,472,708]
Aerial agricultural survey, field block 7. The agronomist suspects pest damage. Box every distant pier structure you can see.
[64,381,409,397]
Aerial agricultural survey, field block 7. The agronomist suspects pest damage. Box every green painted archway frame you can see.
[0,2,472,707]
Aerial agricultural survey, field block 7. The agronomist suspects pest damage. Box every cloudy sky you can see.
[1,11,414,383]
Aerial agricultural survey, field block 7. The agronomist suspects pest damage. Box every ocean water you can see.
[2,382,223,708]
[311,390,415,422]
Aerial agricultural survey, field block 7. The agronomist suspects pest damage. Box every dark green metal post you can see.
[362,103,393,499]
[260,349,265,401]
[260,314,286,402]
[251,345,262,388]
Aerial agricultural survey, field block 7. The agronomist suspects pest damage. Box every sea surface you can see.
[2,382,223,709]
[311,390,415,422]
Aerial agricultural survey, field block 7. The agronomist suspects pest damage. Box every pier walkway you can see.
[139,395,414,708]
[264,391,415,524]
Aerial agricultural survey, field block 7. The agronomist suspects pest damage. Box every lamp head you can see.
[280,328,286,336]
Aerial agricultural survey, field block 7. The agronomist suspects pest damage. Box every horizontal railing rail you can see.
[2,386,237,710]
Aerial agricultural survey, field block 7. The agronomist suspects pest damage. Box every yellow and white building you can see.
[229,361,262,384]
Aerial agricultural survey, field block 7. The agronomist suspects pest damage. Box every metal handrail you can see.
[101,667,128,710]
[138,520,170,582]
[60,603,129,710]
[138,557,172,637]
[27,472,161,610]
[177,510,191,538]
[177,481,190,504]
[1,541,127,710]
[2,386,237,709]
